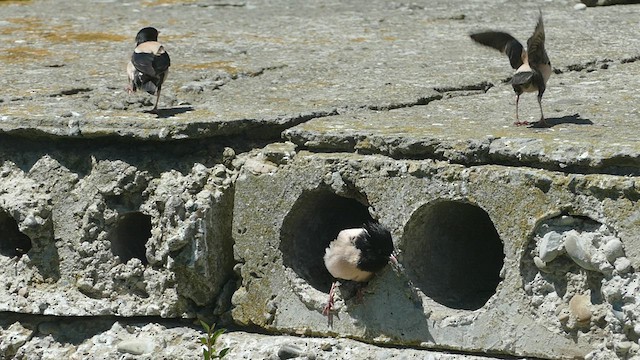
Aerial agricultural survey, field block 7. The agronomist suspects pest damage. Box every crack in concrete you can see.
[49,87,93,97]
[554,54,640,74]
[434,81,494,94]
[187,1,246,7]
[365,94,444,111]
[180,64,288,95]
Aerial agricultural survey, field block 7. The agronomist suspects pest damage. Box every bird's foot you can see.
[513,120,531,126]
[323,282,337,316]
[322,301,333,316]
[125,85,134,94]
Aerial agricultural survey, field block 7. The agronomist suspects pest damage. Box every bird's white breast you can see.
[323,228,373,282]
[126,61,136,82]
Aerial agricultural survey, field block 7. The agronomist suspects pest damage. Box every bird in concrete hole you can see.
[470,12,551,127]
[322,221,398,318]
[126,27,171,113]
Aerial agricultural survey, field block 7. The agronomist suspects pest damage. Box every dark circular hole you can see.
[403,200,504,310]
[109,211,151,265]
[280,188,374,292]
[0,210,33,257]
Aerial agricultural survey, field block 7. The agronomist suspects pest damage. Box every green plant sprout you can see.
[199,321,230,359]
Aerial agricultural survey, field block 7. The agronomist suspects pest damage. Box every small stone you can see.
[320,343,333,351]
[17,287,29,298]
[212,164,227,178]
[68,118,81,136]
[22,213,39,228]
[569,294,592,323]
[602,238,624,263]
[261,142,296,165]
[616,341,632,355]
[180,82,204,93]
[538,231,564,262]
[557,304,571,323]
[633,323,640,336]
[591,250,613,275]
[223,147,236,164]
[614,257,632,274]
[564,231,598,271]
[574,3,587,10]
[243,158,278,175]
[533,256,551,272]
[117,337,155,355]
[278,344,304,359]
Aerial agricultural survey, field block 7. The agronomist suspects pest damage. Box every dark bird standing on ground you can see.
[322,222,397,318]
[470,13,551,126]
[127,27,170,113]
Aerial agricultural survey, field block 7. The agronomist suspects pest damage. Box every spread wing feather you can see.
[470,31,525,70]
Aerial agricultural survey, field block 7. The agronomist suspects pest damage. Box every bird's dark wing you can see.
[526,14,548,68]
[470,31,525,70]
[132,52,158,77]
[153,51,170,75]
[354,232,391,273]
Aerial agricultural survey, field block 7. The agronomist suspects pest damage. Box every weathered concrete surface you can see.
[0,139,237,317]
[1,0,640,359]
[285,61,640,175]
[1,0,639,147]
[232,151,639,359]
[0,314,504,360]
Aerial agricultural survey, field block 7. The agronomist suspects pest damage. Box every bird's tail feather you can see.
[512,71,533,86]
[142,81,157,95]
[133,72,158,95]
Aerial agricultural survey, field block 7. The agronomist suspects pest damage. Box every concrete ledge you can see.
[231,152,639,358]
[0,147,235,318]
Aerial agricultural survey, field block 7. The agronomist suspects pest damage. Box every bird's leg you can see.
[125,82,135,94]
[151,88,161,113]
[323,281,337,316]
[513,94,529,126]
[537,93,548,127]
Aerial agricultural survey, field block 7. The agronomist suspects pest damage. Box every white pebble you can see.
[539,231,564,262]
[569,294,592,322]
[602,237,624,263]
[22,213,39,228]
[574,3,587,10]
[117,338,155,355]
[614,257,632,274]
[565,231,597,271]
[534,256,551,272]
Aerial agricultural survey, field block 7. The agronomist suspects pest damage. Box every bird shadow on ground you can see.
[530,113,593,128]
[145,106,195,118]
